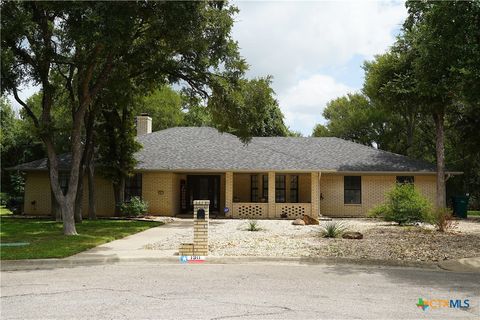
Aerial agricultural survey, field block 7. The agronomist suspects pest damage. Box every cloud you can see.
[279,74,355,135]
[232,0,407,135]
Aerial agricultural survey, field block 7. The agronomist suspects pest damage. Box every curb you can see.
[437,258,480,274]
[1,255,440,272]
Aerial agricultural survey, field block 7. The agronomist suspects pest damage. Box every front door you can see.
[186,175,220,213]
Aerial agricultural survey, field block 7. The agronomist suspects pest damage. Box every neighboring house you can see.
[13,116,455,219]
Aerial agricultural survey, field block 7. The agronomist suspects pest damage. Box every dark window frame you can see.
[125,173,142,202]
[290,175,299,203]
[275,175,286,203]
[396,176,414,185]
[251,175,259,202]
[344,176,361,204]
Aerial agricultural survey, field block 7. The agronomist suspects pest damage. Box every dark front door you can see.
[186,175,220,213]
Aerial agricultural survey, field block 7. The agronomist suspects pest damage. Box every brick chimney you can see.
[136,113,152,136]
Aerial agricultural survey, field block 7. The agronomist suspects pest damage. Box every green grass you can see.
[0,206,12,216]
[468,210,480,216]
[0,218,162,260]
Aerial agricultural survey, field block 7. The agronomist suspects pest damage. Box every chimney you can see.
[136,113,152,136]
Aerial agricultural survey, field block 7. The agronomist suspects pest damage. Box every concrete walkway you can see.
[67,219,193,261]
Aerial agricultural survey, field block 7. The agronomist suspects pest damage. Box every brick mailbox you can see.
[179,200,209,256]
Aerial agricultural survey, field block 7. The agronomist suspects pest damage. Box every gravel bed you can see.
[144,218,480,263]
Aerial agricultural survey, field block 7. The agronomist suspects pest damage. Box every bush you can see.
[320,221,347,238]
[0,192,9,206]
[434,208,457,232]
[120,197,148,217]
[246,220,261,231]
[369,184,432,225]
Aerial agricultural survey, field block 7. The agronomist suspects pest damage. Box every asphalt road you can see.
[1,262,479,319]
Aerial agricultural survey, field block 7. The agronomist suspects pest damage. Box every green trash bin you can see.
[451,196,469,219]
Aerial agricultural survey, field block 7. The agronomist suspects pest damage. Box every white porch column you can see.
[225,172,233,218]
[311,172,321,218]
[268,171,276,218]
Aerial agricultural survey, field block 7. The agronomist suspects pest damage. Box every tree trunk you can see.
[87,163,97,219]
[433,111,446,209]
[113,178,125,216]
[60,201,77,235]
[51,188,62,221]
[74,175,84,223]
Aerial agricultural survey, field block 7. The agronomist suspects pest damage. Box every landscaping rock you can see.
[342,231,364,239]
[303,215,319,225]
[292,219,306,226]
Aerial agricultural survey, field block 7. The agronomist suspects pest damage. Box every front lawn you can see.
[468,210,480,216]
[0,218,162,260]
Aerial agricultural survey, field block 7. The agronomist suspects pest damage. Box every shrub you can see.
[369,184,432,225]
[434,208,457,232]
[320,221,347,238]
[246,220,261,231]
[0,192,9,206]
[120,197,148,217]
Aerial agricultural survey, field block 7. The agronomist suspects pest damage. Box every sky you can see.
[231,0,407,135]
[8,1,407,136]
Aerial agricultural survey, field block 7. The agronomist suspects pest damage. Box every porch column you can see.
[311,172,320,218]
[268,171,275,218]
[225,172,233,218]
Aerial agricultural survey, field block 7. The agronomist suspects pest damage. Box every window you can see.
[262,175,268,202]
[275,175,286,203]
[125,173,142,201]
[251,175,259,202]
[396,176,414,184]
[290,175,299,203]
[344,176,361,204]
[59,172,69,195]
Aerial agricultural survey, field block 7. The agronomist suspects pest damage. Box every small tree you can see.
[369,184,432,225]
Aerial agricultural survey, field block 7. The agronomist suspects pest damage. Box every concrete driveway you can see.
[1,262,479,319]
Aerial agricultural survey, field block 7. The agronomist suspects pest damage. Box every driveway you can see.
[1,262,479,319]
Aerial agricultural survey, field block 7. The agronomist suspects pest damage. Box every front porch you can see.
[226,172,321,219]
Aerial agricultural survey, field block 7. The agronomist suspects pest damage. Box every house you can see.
[14,115,448,219]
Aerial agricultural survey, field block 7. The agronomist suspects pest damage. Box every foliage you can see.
[1,1,248,234]
[0,218,162,260]
[369,184,432,225]
[312,93,394,149]
[246,220,261,231]
[120,197,149,217]
[135,86,185,131]
[433,208,457,233]
[210,76,289,140]
[319,221,347,238]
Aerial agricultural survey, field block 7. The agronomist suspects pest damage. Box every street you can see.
[1,262,479,319]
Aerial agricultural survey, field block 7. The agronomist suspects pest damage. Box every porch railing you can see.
[274,203,311,219]
[232,203,269,219]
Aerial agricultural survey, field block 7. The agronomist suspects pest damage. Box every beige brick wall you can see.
[320,173,437,217]
[142,172,174,216]
[23,172,115,216]
[24,172,52,215]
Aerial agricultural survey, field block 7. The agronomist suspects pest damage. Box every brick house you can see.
[14,115,450,219]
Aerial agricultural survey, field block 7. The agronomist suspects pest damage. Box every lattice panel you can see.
[234,204,267,219]
[277,205,307,219]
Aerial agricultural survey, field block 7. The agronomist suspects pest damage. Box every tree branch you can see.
[12,87,40,128]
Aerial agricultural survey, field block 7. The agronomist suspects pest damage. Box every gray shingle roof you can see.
[11,127,437,172]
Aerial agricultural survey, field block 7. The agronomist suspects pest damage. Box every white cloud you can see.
[232,0,407,135]
[279,74,354,134]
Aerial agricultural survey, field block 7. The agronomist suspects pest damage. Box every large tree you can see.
[403,0,480,208]
[1,1,246,234]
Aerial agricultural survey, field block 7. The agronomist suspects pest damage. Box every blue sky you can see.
[9,1,407,136]
[232,0,407,135]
